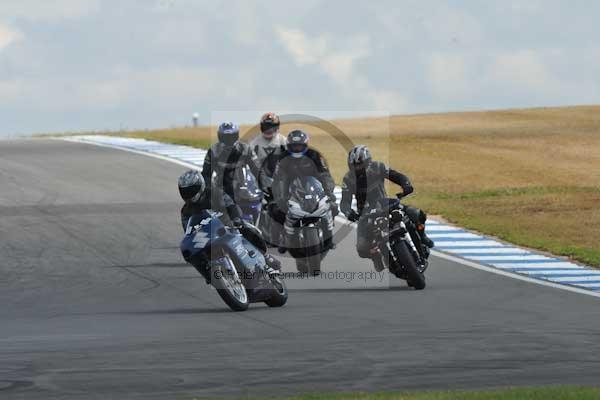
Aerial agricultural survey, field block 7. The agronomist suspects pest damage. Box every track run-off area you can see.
[1,139,600,399]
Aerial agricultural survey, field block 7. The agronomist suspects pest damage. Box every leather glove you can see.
[346,209,360,222]
[330,202,339,217]
[232,217,243,228]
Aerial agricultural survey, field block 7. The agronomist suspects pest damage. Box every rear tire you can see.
[264,276,288,307]
[392,241,426,290]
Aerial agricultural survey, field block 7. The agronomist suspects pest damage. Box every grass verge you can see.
[197,387,600,400]
[57,106,600,267]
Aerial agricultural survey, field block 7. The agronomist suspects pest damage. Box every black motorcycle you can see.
[180,210,288,311]
[371,193,428,290]
[285,176,333,275]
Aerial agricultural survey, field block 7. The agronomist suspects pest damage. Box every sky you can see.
[0,0,599,137]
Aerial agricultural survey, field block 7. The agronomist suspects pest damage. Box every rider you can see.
[178,169,281,271]
[251,112,287,178]
[250,112,287,245]
[271,129,338,253]
[340,145,434,271]
[201,122,263,221]
[179,169,242,230]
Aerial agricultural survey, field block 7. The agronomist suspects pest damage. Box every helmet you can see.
[286,129,309,158]
[348,145,372,169]
[178,169,205,201]
[260,112,280,139]
[217,121,239,147]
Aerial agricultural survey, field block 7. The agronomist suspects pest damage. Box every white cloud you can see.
[275,26,405,112]
[275,26,370,81]
[0,23,22,50]
[275,27,328,66]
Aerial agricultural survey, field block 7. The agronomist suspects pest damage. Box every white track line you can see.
[432,251,600,299]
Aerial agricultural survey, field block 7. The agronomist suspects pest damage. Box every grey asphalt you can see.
[1,139,599,399]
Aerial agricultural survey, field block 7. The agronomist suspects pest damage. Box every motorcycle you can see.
[285,176,333,275]
[370,193,428,290]
[232,166,263,225]
[180,210,288,311]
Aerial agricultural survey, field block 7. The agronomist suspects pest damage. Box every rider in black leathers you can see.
[201,122,263,221]
[271,130,338,253]
[340,145,434,271]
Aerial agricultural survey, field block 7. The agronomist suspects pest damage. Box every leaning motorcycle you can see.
[180,210,288,311]
[371,193,428,290]
[285,176,333,275]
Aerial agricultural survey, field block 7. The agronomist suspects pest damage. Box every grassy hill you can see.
[85,105,600,267]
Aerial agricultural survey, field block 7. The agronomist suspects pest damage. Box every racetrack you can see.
[2,139,600,399]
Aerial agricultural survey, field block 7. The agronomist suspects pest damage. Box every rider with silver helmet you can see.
[271,129,338,252]
[341,145,434,271]
[201,122,263,219]
[251,112,287,171]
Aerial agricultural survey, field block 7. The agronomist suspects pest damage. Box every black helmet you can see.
[217,121,239,147]
[348,145,372,169]
[286,129,309,158]
[178,169,205,201]
[260,112,280,138]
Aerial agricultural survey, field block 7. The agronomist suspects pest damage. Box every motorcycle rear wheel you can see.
[264,275,288,307]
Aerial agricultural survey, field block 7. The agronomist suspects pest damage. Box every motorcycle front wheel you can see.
[391,241,426,290]
[211,255,250,311]
[300,227,322,275]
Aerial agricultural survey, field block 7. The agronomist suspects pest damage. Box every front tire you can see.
[302,227,322,275]
[391,241,426,290]
[211,257,250,311]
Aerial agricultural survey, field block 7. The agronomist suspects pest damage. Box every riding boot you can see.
[419,228,435,248]
[264,253,282,270]
[371,255,385,272]
[369,246,385,272]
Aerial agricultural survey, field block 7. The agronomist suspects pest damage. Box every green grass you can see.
[199,387,600,400]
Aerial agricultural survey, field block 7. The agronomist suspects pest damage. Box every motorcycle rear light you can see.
[417,224,425,231]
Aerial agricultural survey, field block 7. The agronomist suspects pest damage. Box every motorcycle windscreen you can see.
[289,176,325,213]
[233,166,263,202]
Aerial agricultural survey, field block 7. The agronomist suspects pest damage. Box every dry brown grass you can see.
[108,105,600,266]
